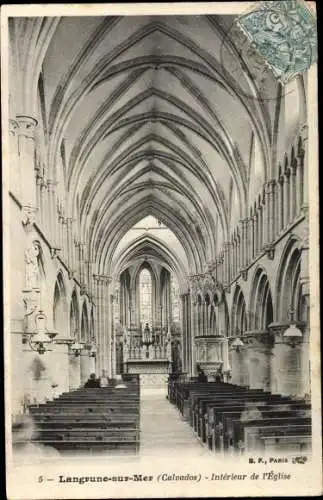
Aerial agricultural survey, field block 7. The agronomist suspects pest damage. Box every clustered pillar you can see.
[93,275,113,378]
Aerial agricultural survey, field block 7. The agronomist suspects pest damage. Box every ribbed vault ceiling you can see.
[18,14,281,284]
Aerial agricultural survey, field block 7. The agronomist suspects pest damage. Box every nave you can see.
[6,12,314,465]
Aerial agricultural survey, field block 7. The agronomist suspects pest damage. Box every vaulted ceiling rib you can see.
[16,15,279,282]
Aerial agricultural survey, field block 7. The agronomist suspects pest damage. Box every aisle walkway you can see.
[140,387,212,458]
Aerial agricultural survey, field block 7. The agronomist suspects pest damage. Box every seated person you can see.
[84,373,100,388]
[196,364,208,382]
[215,369,224,383]
[100,370,109,387]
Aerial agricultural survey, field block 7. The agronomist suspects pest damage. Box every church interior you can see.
[7,14,312,458]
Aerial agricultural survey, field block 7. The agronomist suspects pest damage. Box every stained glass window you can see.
[139,269,152,326]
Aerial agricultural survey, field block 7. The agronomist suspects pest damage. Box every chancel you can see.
[7,13,312,459]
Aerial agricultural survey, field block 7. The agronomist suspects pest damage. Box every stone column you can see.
[250,215,255,260]
[258,206,263,253]
[265,180,275,243]
[228,342,248,387]
[35,174,42,226]
[298,135,307,210]
[57,214,63,256]
[247,218,253,264]
[181,293,188,374]
[190,295,197,376]
[238,221,244,269]
[244,332,273,391]
[243,218,249,266]
[253,213,258,255]
[263,194,269,250]
[80,351,92,385]
[223,243,228,284]
[295,157,302,215]
[269,324,305,397]
[283,168,291,227]
[278,176,284,233]
[110,293,116,377]
[68,353,81,390]
[9,119,20,199]
[66,218,73,270]
[186,294,193,376]
[290,160,297,222]
[49,342,69,396]
[46,180,58,248]
[93,275,110,376]
[16,115,38,209]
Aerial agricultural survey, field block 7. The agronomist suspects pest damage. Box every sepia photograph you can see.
[2,2,321,498]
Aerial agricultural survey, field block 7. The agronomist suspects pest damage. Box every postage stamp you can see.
[235,0,317,83]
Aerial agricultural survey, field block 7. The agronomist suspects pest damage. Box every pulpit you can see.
[195,335,229,381]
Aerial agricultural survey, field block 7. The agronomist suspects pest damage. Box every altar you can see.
[122,324,172,386]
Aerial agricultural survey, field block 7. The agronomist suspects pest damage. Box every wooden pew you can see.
[260,432,311,453]
[206,401,310,450]
[231,416,311,454]
[29,385,141,454]
[191,390,272,432]
[174,382,249,418]
[201,397,308,443]
[213,408,310,451]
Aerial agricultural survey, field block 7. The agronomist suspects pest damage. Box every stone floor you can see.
[139,387,212,458]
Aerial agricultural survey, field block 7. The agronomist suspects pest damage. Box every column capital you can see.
[15,115,38,138]
[243,330,275,350]
[9,119,19,135]
[284,167,291,179]
[46,179,58,192]
[93,274,112,285]
[239,218,249,228]
[266,178,276,187]
[278,172,285,185]
[50,247,61,259]
[21,205,38,232]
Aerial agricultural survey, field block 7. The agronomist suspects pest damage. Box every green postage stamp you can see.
[235,0,317,83]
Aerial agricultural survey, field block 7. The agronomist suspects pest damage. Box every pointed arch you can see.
[231,285,247,336]
[249,267,273,330]
[53,271,68,337]
[81,301,89,342]
[70,289,80,339]
[276,237,302,322]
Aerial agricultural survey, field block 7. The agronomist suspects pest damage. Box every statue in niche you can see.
[199,344,207,361]
[25,241,40,289]
[123,326,131,346]
[143,323,151,344]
